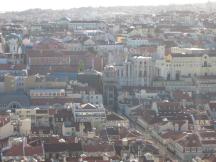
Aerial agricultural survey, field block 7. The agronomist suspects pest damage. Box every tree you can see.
[78,60,85,72]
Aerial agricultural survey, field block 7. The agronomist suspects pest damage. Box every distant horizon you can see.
[0,0,215,12]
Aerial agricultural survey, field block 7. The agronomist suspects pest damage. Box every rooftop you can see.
[177,134,202,148]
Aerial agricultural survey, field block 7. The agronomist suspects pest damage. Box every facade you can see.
[24,74,67,90]
[19,118,31,136]
[0,93,30,109]
[117,56,156,87]
[102,65,118,110]
[30,89,65,98]
[156,52,216,80]
[72,103,106,122]
[81,91,103,105]
[4,74,27,93]
[103,56,156,109]
[15,108,51,127]
[104,56,156,87]
[175,134,203,161]
[0,116,14,139]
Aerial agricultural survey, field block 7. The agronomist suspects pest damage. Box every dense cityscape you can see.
[0,2,216,162]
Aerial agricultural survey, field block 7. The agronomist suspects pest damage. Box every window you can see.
[167,73,170,81]
[204,61,208,67]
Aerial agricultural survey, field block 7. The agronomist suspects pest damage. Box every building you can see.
[104,56,156,87]
[103,56,156,110]
[4,73,27,93]
[2,140,44,162]
[44,142,83,161]
[106,112,129,128]
[29,88,66,98]
[19,118,31,136]
[72,103,106,123]
[83,142,115,157]
[118,56,156,87]
[0,115,14,139]
[15,108,51,128]
[175,134,202,161]
[0,93,30,109]
[69,21,107,30]
[156,51,216,81]
[102,65,118,110]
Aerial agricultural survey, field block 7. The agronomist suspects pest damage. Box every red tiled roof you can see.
[83,143,114,153]
[24,145,43,156]
[29,65,78,75]
[156,101,182,112]
[199,131,216,138]
[67,157,109,162]
[4,143,23,156]
[177,134,202,148]
[173,90,192,101]
[4,143,43,156]
[27,50,69,57]
[201,140,216,145]
[160,131,186,141]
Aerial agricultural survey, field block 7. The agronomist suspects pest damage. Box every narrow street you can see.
[123,113,180,161]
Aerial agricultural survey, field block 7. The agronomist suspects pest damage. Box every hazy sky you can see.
[0,0,214,12]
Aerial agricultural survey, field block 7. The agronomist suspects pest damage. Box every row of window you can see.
[31,92,65,97]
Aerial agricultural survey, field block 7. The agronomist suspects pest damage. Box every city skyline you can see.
[0,0,215,12]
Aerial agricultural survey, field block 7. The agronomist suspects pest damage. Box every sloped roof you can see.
[81,103,96,109]
[44,142,82,152]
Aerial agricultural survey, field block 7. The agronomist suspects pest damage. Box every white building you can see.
[72,103,106,122]
[19,118,31,136]
[104,56,156,87]
[156,52,216,80]
[30,89,65,98]
[0,116,14,139]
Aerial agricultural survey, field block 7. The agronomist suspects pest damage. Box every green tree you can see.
[78,60,85,72]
